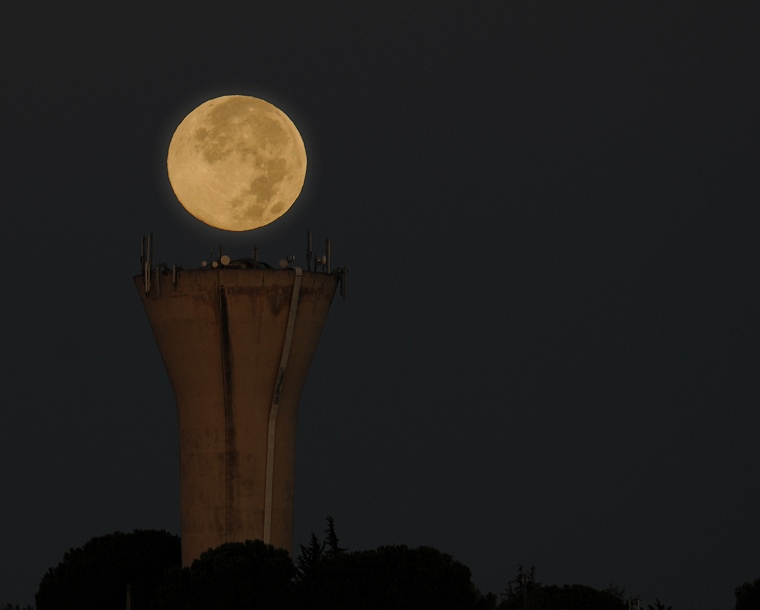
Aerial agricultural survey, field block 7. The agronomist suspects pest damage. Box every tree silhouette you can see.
[735,577,760,610]
[156,539,294,610]
[501,565,540,610]
[35,530,179,610]
[294,544,482,610]
[296,531,325,579]
[499,566,627,610]
[324,515,345,557]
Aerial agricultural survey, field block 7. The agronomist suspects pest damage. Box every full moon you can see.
[167,95,307,231]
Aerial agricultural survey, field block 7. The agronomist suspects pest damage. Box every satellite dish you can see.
[220,254,231,266]
[278,259,289,269]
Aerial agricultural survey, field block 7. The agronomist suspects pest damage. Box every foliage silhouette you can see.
[33,518,704,610]
[323,515,345,557]
[155,539,294,610]
[296,531,324,580]
[293,544,483,610]
[498,565,627,610]
[735,577,760,610]
[648,598,673,610]
[35,529,179,610]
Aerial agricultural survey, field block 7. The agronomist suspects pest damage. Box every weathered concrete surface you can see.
[134,267,338,566]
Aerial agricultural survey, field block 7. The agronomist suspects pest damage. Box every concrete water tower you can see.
[135,235,345,565]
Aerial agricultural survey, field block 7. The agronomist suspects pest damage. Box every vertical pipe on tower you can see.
[263,267,303,543]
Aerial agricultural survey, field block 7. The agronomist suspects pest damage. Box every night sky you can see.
[1,3,759,608]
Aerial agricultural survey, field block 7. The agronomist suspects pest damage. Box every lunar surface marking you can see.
[168,95,307,231]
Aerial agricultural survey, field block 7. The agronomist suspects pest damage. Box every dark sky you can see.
[1,3,758,608]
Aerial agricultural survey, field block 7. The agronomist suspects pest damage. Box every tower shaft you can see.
[135,267,338,565]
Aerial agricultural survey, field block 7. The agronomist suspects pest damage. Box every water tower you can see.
[135,237,345,565]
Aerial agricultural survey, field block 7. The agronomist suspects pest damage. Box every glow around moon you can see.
[167,95,306,231]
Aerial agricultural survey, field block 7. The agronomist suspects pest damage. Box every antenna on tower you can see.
[141,233,153,295]
[306,231,313,272]
[325,238,331,273]
[339,268,348,301]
